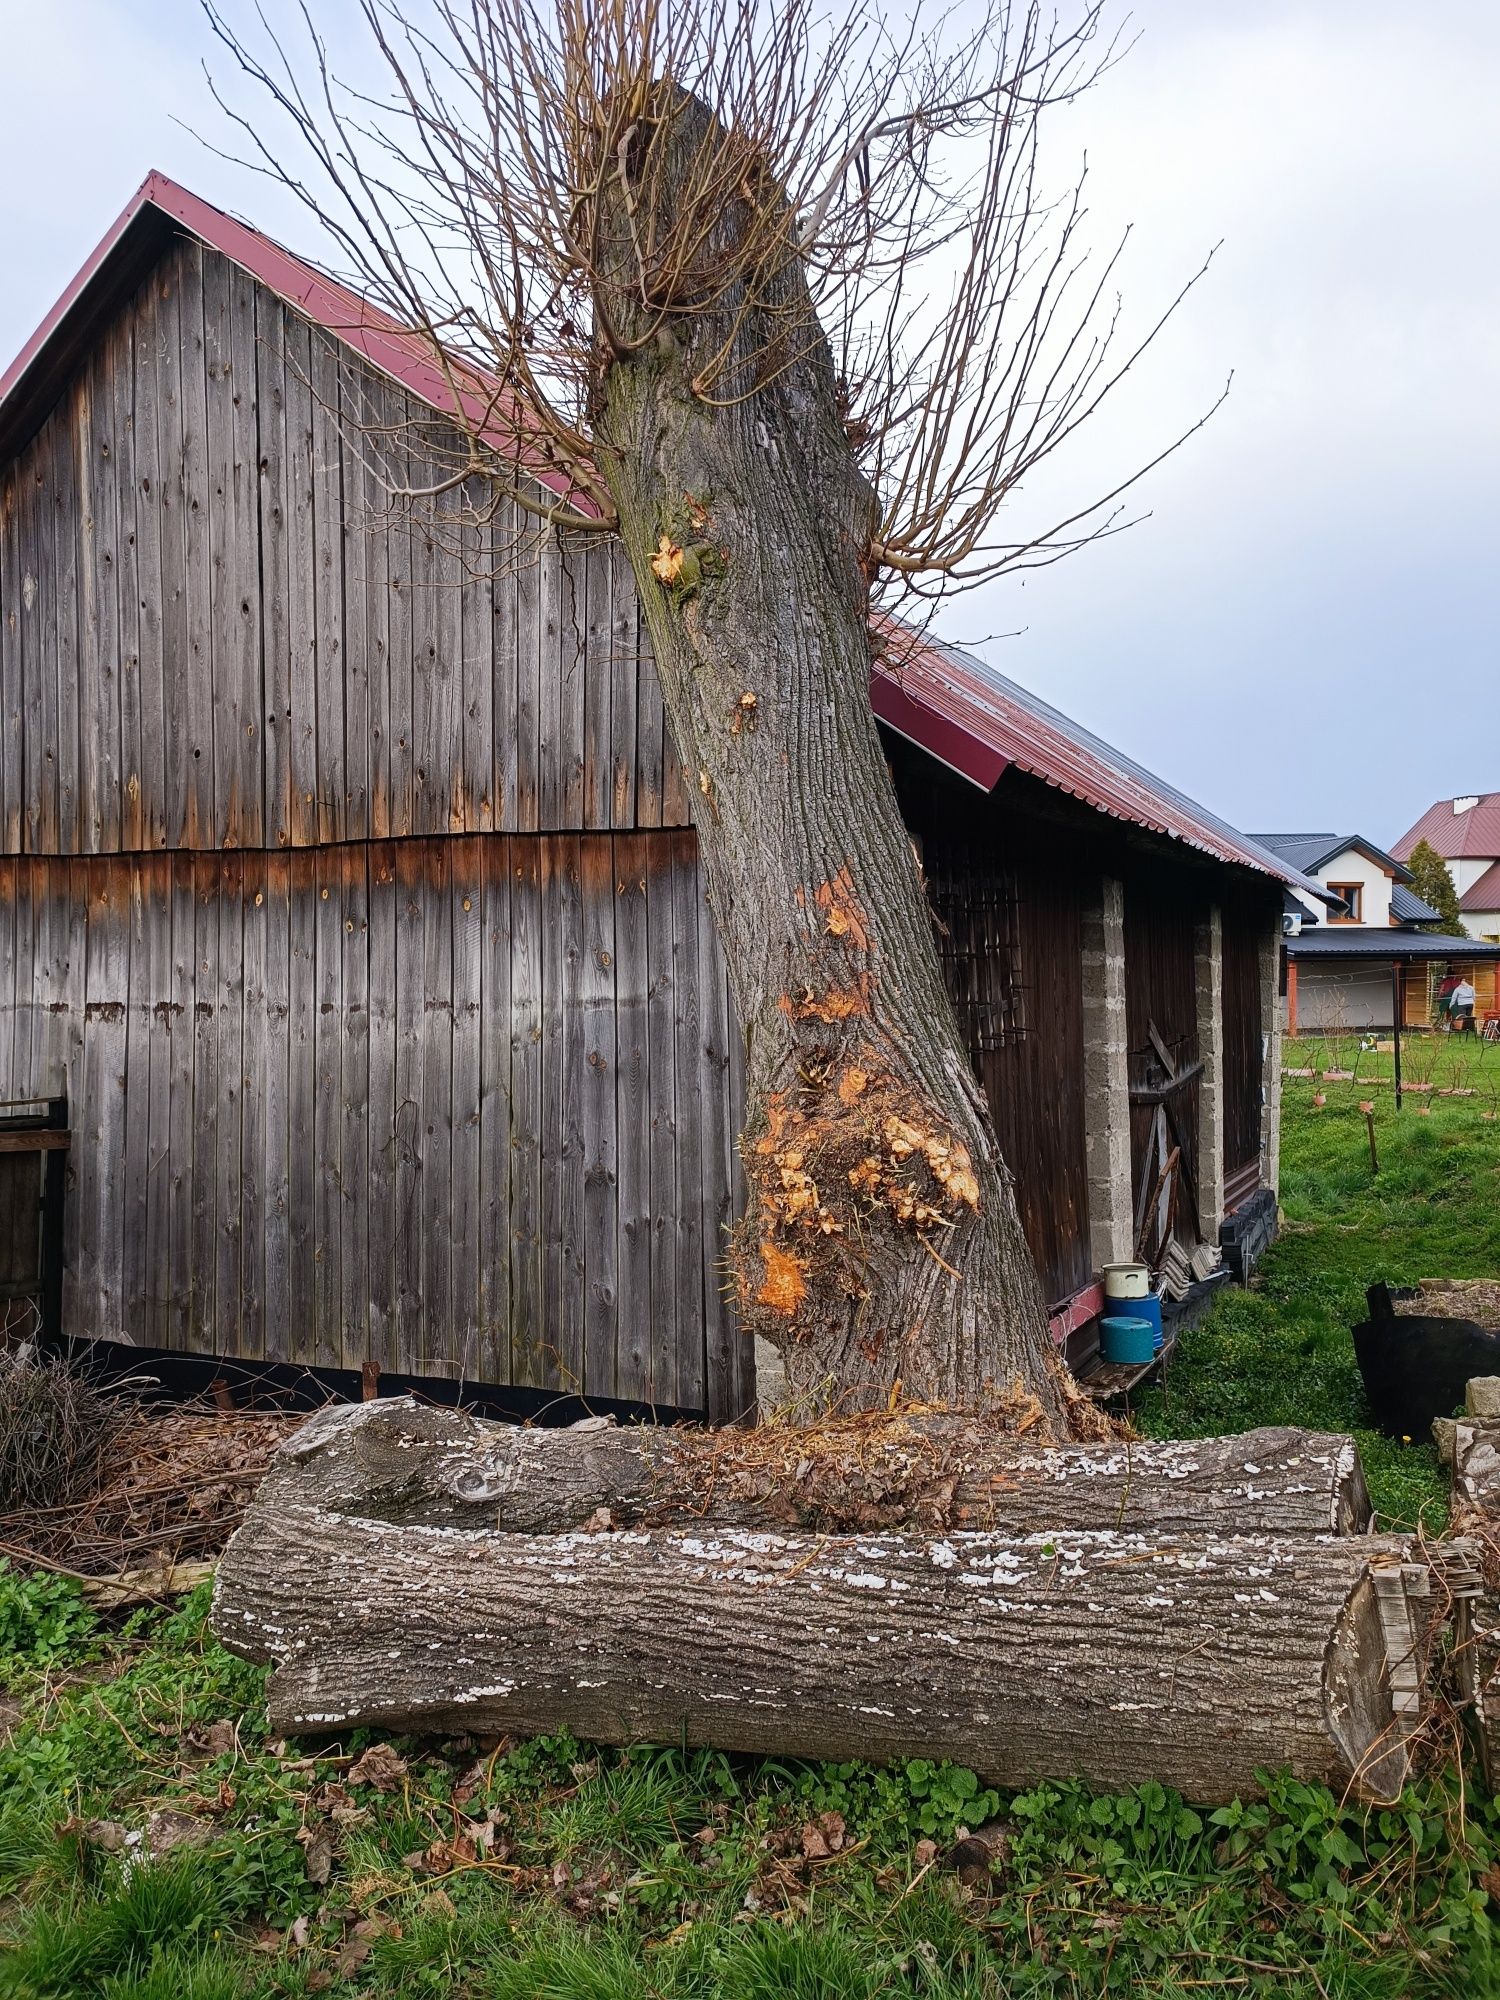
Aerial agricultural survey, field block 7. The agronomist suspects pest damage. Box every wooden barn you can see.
[0,174,1314,1415]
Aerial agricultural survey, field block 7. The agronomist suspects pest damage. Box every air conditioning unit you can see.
[1282,910,1303,938]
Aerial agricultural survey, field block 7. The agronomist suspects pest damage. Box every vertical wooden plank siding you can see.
[310,332,346,846]
[476,837,513,1383]
[214,852,245,1355]
[644,829,680,1405]
[3,245,694,859]
[338,841,371,1370]
[0,835,736,1404]
[507,836,544,1383]
[260,853,292,1359]
[188,854,219,1347]
[579,836,619,1395]
[612,835,652,1396]
[1220,903,1266,1183]
[236,850,267,1358]
[312,845,344,1367]
[256,289,292,852]
[177,238,214,850]
[671,847,706,1414]
[154,253,190,853]
[921,837,1092,1309]
[364,843,398,1367]
[1123,879,1203,1247]
[450,838,484,1376]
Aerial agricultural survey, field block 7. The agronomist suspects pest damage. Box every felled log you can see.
[213,1501,1426,1803]
[260,1398,1373,1538]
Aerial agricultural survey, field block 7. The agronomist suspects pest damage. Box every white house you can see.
[1393,794,1500,945]
[1251,833,1500,1033]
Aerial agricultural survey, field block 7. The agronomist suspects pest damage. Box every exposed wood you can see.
[0,1130,71,1153]
[213,1498,1426,1803]
[259,1398,1376,1540]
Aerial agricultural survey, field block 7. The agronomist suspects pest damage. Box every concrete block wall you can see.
[1194,905,1226,1238]
[1258,921,1284,1197]
[1080,877,1133,1270]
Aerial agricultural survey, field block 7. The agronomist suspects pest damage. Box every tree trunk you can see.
[213,1502,1426,1803]
[589,88,1070,1426]
[263,1398,1373,1540]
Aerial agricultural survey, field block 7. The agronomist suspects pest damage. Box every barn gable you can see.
[0,232,691,857]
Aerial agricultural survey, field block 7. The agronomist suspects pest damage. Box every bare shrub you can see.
[0,1352,124,1513]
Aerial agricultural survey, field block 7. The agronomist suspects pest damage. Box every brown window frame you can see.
[1327,881,1363,923]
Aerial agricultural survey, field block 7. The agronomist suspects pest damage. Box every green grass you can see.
[1134,1031,1500,1530]
[2,1064,1499,1996]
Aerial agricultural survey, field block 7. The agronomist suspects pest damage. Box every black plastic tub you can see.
[1353,1284,1500,1439]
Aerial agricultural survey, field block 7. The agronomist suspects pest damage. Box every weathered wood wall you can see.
[923,837,1090,1306]
[1220,898,1265,1186]
[0,835,746,1419]
[0,235,692,858]
[1124,881,1202,1246]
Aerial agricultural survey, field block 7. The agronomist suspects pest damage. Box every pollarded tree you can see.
[207,0,1214,1431]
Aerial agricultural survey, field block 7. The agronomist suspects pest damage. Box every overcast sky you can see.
[2,0,1496,850]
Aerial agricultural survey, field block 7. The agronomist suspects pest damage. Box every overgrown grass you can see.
[2,1065,1499,1997]
[1135,1031,1500,1531]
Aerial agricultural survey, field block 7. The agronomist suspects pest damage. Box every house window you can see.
[1328,882,1362,923]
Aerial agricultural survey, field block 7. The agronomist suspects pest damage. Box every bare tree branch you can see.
[202,0,1217,613]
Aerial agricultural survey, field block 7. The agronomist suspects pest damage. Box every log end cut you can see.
[1324,1559,1425,1804]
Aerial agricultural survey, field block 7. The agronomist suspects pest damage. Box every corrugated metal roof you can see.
[1393,794,1500,863]
[1390,883,1443,925]
[874,625,1325,888]
[1252,832,1412,883]
[1,170,1310,894]
[1288,927,1500,961]
[1460,861,1500,913]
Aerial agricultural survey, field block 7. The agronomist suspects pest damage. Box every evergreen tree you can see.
[1406,839,1468,935]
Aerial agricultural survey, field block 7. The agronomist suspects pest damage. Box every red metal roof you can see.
[871,623,1309,883]
[1460,861,1500,913]
[1,171,1302,890]
[1393,793,1500,864]
[0,172,592,510]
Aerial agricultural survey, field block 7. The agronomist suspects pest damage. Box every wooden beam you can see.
[0,1130,70,1153]
[1128,1060,1205,1105]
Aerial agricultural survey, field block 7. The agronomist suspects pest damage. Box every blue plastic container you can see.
[1132,1292,1165,1351]
[1100,1315,1156,1365]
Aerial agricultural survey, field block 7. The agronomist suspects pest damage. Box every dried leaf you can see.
[348,1743,409,1792]
[299,1825,333,1885]
[336,1939,374,1979]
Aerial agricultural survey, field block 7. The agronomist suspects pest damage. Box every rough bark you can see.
[213,1501,1427,1803]
[589,87,1069,1425]
[262,1398,1374,1539]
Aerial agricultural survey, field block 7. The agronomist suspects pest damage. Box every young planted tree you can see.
[208,0,1213,1429]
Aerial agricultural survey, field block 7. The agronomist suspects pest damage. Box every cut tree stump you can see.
[212,1501,1427,1803]
[257,1398,1374,1539]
